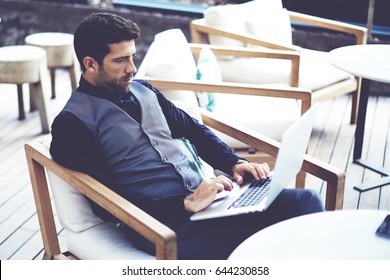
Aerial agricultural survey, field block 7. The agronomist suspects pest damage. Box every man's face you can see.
[94,40,137,94]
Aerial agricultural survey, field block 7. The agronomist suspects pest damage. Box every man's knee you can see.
[276,188,324,214]
[296,188,324,213]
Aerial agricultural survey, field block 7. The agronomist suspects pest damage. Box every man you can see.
[50,12,324,259]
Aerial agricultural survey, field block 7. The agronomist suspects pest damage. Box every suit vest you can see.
[62,81,204,200]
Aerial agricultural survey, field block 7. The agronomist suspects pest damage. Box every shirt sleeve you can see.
[136,80,242,175]
[50,111,109,181]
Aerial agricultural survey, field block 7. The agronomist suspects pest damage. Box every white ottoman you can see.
[25,32,79,99]
[0,45,49,133]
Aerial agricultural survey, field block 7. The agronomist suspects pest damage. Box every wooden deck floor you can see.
[1,70,389,260]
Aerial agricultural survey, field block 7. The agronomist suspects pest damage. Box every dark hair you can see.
[74,12,141,72]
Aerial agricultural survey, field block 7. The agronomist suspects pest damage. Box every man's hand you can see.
[184,176,233,213]
[232,162,271,185]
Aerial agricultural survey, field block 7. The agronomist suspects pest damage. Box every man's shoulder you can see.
[133,79,160,95]
[52,110,84,130]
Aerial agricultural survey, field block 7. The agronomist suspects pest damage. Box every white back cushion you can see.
[145,29,199,107]
[196,47,222,111]
[47,170,104,232]
[204,0,292,46]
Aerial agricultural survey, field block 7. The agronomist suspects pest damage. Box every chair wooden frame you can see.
[25,83,345,260]
[25,140,177,260]
[190,10,368,124]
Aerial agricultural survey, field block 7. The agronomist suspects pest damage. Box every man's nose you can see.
[126,61,137,74]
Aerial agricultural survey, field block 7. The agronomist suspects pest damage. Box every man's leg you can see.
[263,188,325,224]
[128,189,324,259]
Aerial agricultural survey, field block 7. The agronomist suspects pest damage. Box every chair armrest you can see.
[189,43,300,87]
[190,18,299,51]
[25,141,177,260]
[288,11,368,45]
[200,109,345,210]
[189,43,300,60]
[140,77,312,114]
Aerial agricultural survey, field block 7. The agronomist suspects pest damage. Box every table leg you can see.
[69,64,78,90]
[352,78,390,203]
[353,78,370,161]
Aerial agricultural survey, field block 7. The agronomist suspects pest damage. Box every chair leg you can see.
[30,81,50,133]
[350,90,359,124]
[68,64,78,90]
[17,84,25,120]
[50,67,56,99]
[30,84,38,112]
[295,170,306,188]
[350,77,362,124]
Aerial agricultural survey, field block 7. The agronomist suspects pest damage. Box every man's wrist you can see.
[184,196,195,213]
[232,159,248,173]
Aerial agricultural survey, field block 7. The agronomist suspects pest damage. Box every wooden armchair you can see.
[190,0,368,124]
[25,83,345,260]
[25,139,174,260]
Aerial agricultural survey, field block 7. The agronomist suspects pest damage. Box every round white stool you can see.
[0,45,49,133]
[25,32,79,99]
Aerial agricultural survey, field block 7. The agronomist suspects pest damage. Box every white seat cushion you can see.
[218,48,352,91]
[298,49,352,91]
[212,94,299,147]
[65,223,154,260]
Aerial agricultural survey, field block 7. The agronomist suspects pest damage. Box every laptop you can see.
[190,103,318,221]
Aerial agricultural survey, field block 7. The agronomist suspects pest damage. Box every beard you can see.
[95,69,132,96]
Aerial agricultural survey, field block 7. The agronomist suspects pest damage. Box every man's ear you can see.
[83,56,98,73]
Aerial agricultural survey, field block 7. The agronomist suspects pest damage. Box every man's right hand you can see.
[184,176,234,213]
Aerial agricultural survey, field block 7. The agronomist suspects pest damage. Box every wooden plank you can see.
[8,231,44,260]
[0,196,39,244]
[325,95,357,209]
[305,95,351,204]
[9,217,65,260]
[361,96,390,209]
[0,228,36,260]
[0,184,32,223]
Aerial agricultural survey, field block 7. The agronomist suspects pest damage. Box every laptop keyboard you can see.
[228,178,271,209]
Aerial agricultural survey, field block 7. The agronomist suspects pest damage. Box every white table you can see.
[329,44,390,207]
[229,210,390,260]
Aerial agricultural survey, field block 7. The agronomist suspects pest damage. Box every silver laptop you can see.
[190,103,318,221]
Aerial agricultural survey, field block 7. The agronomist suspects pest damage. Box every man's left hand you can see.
[232,162,271,185]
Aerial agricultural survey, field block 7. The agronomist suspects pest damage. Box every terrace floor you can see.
[0,69,389,260]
